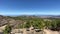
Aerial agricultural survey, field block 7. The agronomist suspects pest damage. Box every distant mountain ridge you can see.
[34,15,60,18]
[0,15,60,18]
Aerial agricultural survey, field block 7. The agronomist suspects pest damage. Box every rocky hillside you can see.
[0,15,24,29]
[0,15,60,30]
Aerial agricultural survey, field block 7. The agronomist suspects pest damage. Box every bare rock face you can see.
[0,16,8,26]
[0,15,24,29]
[43,29,59,34]
[0,25,7,32]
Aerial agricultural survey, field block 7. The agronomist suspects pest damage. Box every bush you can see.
[3,24,11,34]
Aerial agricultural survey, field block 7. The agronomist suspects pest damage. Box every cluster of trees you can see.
[18,18,60,31]
[3,16,60,34]
[3,24,12,34]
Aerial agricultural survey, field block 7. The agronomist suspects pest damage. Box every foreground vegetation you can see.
[2,16,60,34]
[7,16,60,30]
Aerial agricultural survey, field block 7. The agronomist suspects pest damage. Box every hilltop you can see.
[0,15,60,29]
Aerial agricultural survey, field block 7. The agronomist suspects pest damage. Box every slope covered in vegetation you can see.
[0,15,60,31]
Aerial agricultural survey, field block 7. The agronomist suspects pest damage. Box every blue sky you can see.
[0,0,60,16]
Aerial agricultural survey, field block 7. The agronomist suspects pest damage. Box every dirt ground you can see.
[43,29,59,34]
[0,25,60,34]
